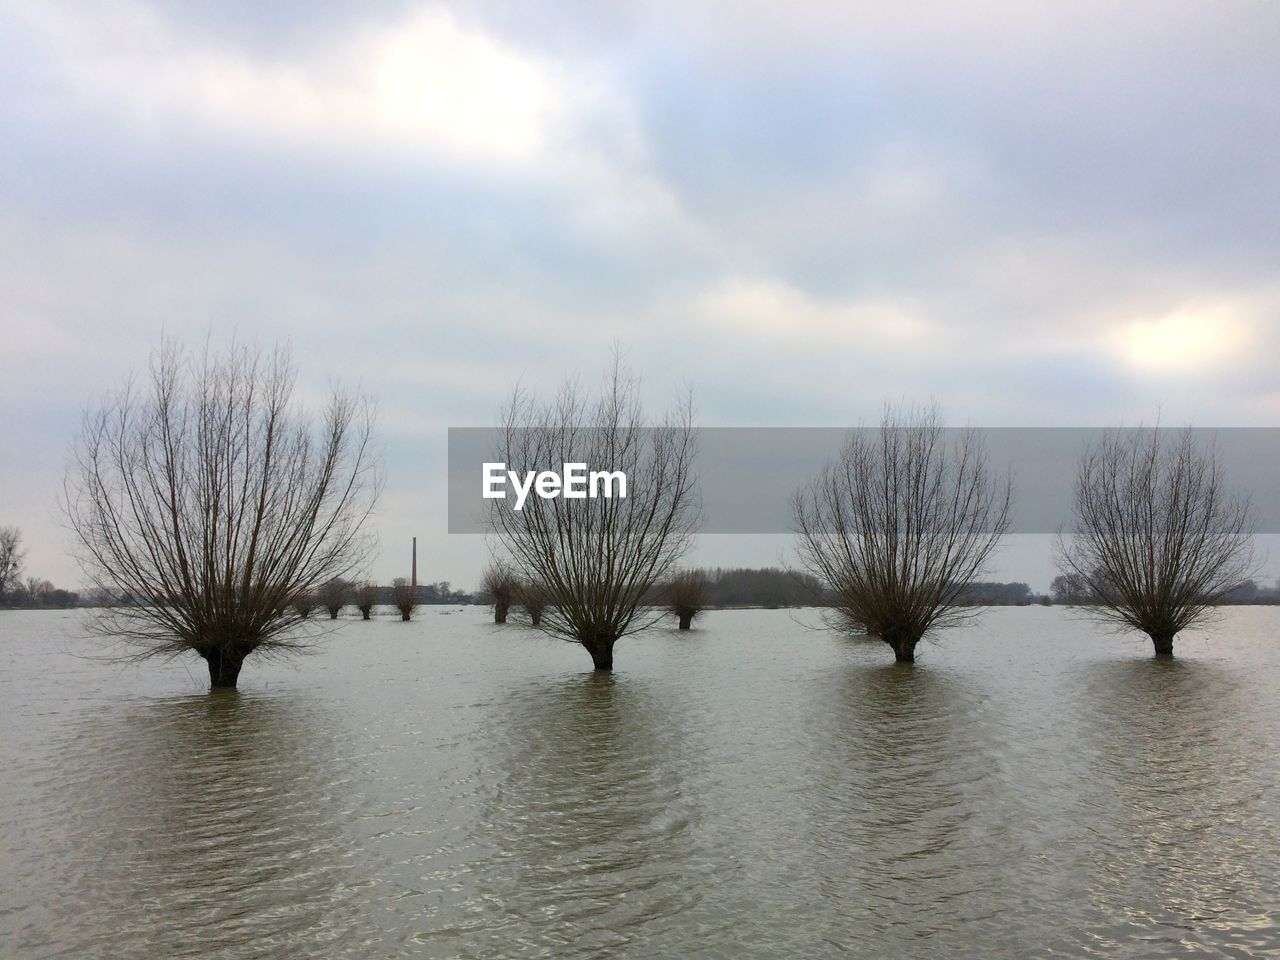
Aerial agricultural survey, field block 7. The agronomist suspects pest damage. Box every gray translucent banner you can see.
[448,427,1280,534]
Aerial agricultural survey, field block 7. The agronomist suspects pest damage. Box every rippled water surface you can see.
[2,606,1278,958]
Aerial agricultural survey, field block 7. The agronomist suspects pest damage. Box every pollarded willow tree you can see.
[1056,425,1254,658]
[793,403,1012,663]
[480,560,518,625]
[666,569,707,630]
[63,339,380,689]
[488,358,699,670]
[516,578,548,627]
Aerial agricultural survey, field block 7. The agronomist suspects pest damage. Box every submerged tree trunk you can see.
[204,648,245,689]
[583,635,616,671]
[1149,632,1175,658]
[678,613,693,630]
[882,628,920,663]
[494,602,509,624]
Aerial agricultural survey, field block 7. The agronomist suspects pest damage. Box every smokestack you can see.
[412,537,418,588]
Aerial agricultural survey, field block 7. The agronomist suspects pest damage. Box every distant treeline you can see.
[371,581,473,605]
[650,569,1280,610]
[0,527,78,609]
[695,567,826,608]
[13,572,1280,612]
[1049,573,1280,606]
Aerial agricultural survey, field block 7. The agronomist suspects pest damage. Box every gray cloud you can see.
[2,0,1278,589]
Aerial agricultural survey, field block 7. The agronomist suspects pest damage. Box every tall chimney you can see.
[412,537,418,588]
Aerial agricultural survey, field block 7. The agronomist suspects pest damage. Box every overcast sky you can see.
[3,1,1279,591]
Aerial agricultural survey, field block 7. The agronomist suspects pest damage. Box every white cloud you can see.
[23,2,582,164]
[692,276,930,345]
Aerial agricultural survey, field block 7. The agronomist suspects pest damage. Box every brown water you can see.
[1,606,1277,958]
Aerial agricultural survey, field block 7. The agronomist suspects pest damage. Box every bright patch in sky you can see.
[1119,305,1250,373]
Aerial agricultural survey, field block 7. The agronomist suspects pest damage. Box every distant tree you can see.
[488,356,698,670]
[517,578,548,626]
[355,582,379,620]
[391,577,418,622]
[954,581,1034,606]
[793,403,1012,663]
[317,578,351,620]
[62,339,380,689]
[0,526,23,599]
[1050,573,1090,605]
[666,569,706,629]
[481,561,518,625]
[24,577,54,604]
[1057,426,1254,657]
[292,592,317,619]
[1221,579,1260,604]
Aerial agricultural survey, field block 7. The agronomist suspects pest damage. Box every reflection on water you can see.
[1056,659,1279,957]
[446,674,707,959]
[6,693,374,959]
[1,607,1278,959]
[797,665,1015,955]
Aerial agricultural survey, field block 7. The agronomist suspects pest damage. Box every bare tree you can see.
[481,561,518,624]
[1056,426,1254,657]
[0,526,23,599]
[516,578,548,626]
[391,577,418,622]
[292,592,317,619]
[62,339,380,689]
[489,357,698,670]
[793,403,1012,663]
[666,569,707,630]
[355,582,379,620]
[317,578,351,620]
[24,576,53,603]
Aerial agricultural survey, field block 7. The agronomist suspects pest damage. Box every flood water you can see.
[1,605,1277,958]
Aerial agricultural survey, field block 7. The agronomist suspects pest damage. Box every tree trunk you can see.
[495,602,508,624]
[583,636,616,671]
[328,610,339,620]
[400,609,411,622]
[361,609,371,620]
[1150,632,1175,658]
[883,628,919,663]
[204,648,245,689]
[529,611,541,626]
[678,612,693,630]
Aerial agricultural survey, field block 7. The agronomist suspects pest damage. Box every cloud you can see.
[17,2,581,164]
[3,0,1280,589]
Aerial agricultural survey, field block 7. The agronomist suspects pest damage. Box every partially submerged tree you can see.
[488,357,698,670]
[292,592,317,619]
[354,582,379,620]
[666,569,706,630]
[517,578,548,626]
[1057,426,1254,657]
[481,561,518,624]
[63,339,380,689]
[0,526,23,599]
[318,578,351,620]
[793,403,1012,663]
[391,577,418,622]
